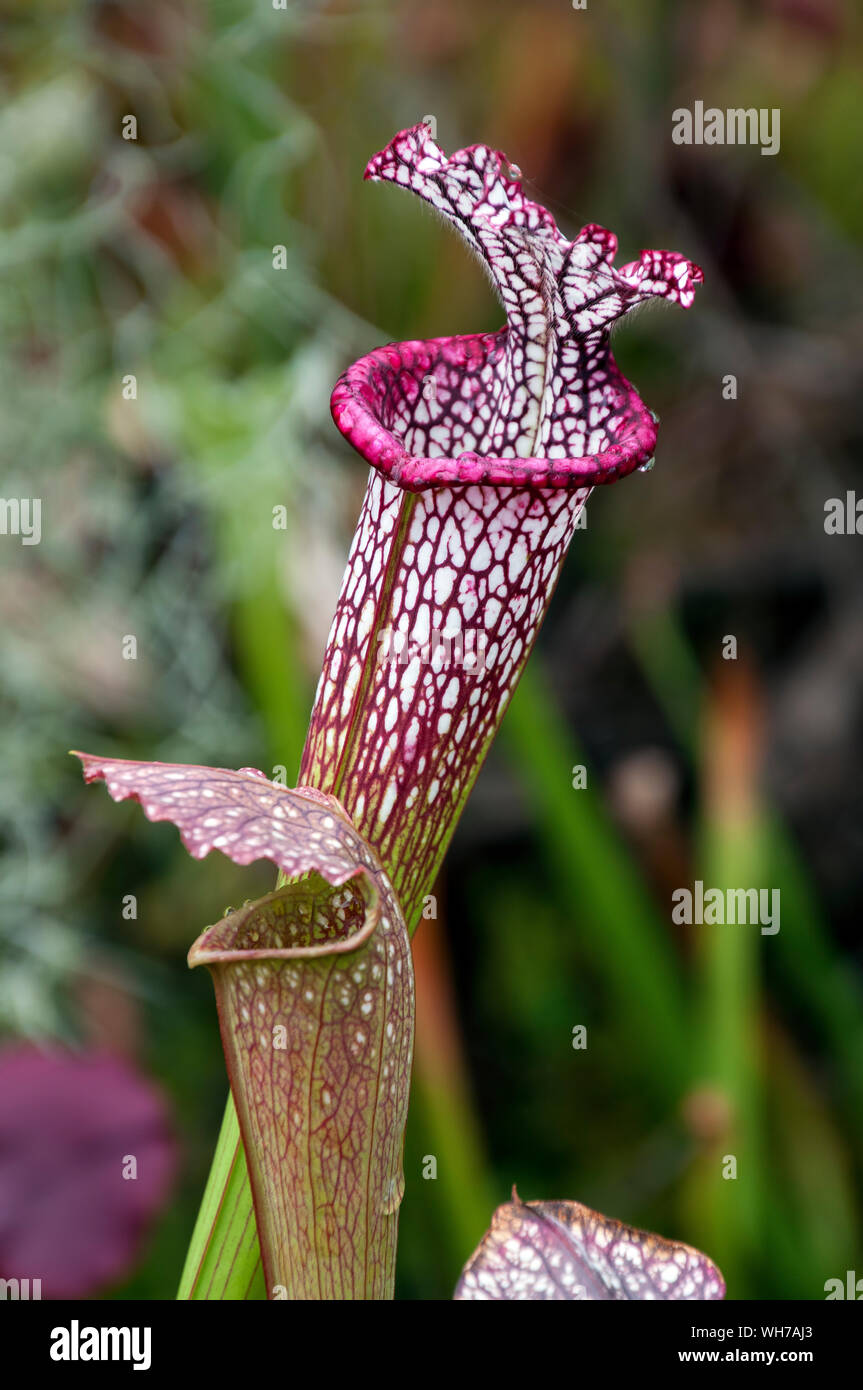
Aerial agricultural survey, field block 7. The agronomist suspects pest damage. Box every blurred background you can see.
[0,0,861,1300]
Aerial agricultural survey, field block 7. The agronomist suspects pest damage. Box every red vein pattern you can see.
[74,754,413,1299]
[74,127,704,1301]
[332,123,702,488]
[455,1193,725,1301]
[75,754,381,885]
[302,124,702,927]
[300,473,588,927]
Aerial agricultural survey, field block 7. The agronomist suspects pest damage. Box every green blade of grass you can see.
[501,662,690,1099]
[628,604,863,1134]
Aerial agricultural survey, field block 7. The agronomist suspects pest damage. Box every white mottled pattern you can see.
[455,1195,726,1301]
[300,471,588,927]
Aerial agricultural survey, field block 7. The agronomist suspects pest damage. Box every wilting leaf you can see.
[74,754,413,1299]
[455,1191,725,1300]
[0,1045,177,1298]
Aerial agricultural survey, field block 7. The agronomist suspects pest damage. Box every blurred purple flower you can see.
[0,1045,178,1298]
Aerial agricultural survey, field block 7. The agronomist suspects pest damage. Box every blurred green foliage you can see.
[1,0,862,1300]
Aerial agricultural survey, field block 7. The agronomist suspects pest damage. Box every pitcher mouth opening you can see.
[330,329,659,493]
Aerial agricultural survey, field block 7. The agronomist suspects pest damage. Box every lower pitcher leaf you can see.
[74,754,414,1300]
[190,869,413,1300]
